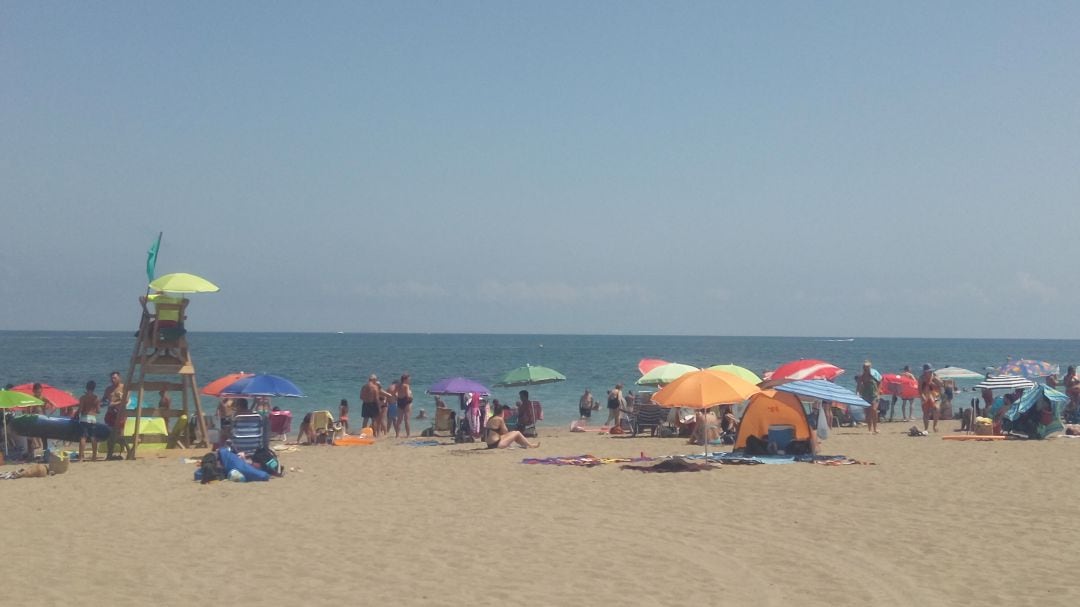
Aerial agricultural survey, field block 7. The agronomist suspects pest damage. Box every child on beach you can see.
[339,399,349,433]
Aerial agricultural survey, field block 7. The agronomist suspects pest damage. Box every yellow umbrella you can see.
[148,272,219,294]
[651,369,761,459]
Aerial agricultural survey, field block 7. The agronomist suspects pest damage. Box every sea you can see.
[1,331,1076,425]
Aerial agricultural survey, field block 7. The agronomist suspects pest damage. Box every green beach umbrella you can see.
[494,364,567,387]
[707,364,762,385]
[637,362,699,386]
[0,390,44,457]
[148,272,219,294]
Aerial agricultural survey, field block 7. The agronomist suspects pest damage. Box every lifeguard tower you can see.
[123,289,211,458]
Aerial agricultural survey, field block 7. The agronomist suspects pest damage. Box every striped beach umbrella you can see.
[973,375,1035,392]
[774,379,872,408]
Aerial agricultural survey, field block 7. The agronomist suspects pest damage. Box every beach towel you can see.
[521,454,648,467]
[621,457,714,473]
[403,439,443,447]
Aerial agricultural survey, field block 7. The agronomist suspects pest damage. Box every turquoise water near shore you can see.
[2,331,1077,425]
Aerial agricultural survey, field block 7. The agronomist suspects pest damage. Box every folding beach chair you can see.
[269,410,292,441]
[230,413,266,453]
[631,403,666,437]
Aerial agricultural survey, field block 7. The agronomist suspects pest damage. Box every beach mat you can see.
[942,435,1008,441]
[521,454,650,467]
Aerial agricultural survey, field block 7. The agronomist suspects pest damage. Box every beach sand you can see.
[3,424,1079,606]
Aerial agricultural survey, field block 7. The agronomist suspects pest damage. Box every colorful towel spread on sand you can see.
[521,454,650,467]
[403,440,444,447]
[679,453,874,466]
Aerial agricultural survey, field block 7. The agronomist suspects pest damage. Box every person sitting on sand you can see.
[720,405,739,438]
[688,409,720,445]
[485,404,539,449]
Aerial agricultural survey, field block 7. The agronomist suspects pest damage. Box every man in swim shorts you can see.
[77,380,101,462]
[919,364,943,432]
[359,374,392,433]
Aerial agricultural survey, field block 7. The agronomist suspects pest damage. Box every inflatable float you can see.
[336,428,375,446]
[10,414,111,442]
[218,447,270,481]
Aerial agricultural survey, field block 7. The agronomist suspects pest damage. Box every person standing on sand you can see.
[856,361,881,434]
[900,365,917,421]
[78,380,101,462]
[103,371,128,460]
[25,383,54,461]
[360,374,393,433]
[384,381,399,437]
[919,364,943,432]
[394,374,414,438]
[338,399,349,433]
[604,384,626,428]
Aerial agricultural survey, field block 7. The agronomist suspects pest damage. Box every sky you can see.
[2,2,1079,337]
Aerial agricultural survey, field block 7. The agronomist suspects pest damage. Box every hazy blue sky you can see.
[3,2,1078,337]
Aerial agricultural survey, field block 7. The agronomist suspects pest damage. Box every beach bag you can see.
[251,447,282,476]
[199,451,225,484]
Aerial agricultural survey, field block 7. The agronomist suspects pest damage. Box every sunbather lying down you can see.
[485,404,539,449]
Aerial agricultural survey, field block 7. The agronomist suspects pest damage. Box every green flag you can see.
[146,232,162,283]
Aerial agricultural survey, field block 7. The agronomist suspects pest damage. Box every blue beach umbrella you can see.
[774,379,872,408]
[220,374,305,398]
[994,359,1059,380]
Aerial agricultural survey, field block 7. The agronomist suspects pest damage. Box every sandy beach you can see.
[3,424,1078,607]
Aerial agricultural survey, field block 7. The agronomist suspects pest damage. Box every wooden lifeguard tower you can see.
[123,294,210,458]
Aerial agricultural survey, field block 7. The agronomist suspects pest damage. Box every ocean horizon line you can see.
[1,328,1078,342]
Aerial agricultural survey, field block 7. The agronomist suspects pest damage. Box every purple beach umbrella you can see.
[427,377,491,396]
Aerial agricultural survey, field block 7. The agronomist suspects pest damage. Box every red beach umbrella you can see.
[638,358,669,376]
[880,374,919,399]
[10,383,79,409]
[201,372,254,396]
[769,359,844,382]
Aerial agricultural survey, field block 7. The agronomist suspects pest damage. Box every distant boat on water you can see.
[820,338,854,342]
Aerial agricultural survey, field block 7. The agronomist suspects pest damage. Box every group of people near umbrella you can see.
[627,357,1080,444]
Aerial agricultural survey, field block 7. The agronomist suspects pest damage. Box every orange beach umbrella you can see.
[651,369,761,409]
[201,373,254,397]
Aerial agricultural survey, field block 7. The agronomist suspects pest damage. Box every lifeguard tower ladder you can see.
[123,296,210,458]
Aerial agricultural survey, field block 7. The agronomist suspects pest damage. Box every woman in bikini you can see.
[485,404,539,449]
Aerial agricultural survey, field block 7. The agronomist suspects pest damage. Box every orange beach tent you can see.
[733,390,815,453]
